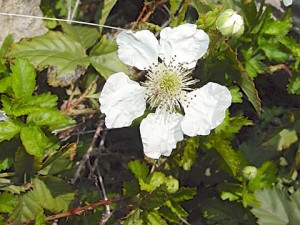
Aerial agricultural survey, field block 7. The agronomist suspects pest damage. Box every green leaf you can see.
[226,48,262,115]
[128,160,149,180]
[0,192,17,213]
[251,188,300,225]
[98,0,118,34]
[262,129,298,151]
[146,211,168,225]
[0,34,14,58]
[11,93,58,117]
[248,161,277,192]
[261,12,292,36]
[27,108,75,131]
[287,75,300,95]
[7,31,90,87]
[10,58,36,100]
[0,119,22,142]
[89,35,130,79]
[215,112,253,139]
[38,144,74,175]
[139,172,165,192]
[258,36,290,62]
[123,208,143,225]
[180,136,199,171]
[0,77,12,93]
[169,0,181,16]
[60,22,100,49]
[206,134,244,176]
[229,86,243,103]
[202,198,254,225]
[9,177,74,223]
[140,185,167,211]
[170,187,197,202]
[14,148,42,178]
[159,206,180,223]
[166,200,188,218]
[20,125,48,157]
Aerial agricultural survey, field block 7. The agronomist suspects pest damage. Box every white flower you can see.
[216,9,244,37]
[283,0,292,6]
[99,24,232,159]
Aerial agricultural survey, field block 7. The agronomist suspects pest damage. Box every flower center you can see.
[159,71,181,95]
[143,61,197,112]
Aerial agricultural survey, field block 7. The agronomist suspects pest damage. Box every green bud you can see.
[242,166,257,180]
[216,9,244,37]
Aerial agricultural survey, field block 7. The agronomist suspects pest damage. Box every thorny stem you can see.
[45,197,126,221]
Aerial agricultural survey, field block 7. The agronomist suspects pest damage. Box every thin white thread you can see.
[0,12,126,31]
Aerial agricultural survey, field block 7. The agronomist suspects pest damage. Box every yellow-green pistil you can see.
[159,72,181,95]
[143,62,196,112]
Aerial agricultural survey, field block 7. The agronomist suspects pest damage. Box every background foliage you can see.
[0,0,300,224]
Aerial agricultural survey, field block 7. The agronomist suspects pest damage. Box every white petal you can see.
[99,72,146,128]
[0,111,8,122]
[181,82,231,136]
[283,0,292,6]
[159,23,209,69]
[140,110,184,159]
[117,30,159,70]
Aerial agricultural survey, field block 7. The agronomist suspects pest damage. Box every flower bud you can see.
[242,166,257,180]
[216,9,244,37]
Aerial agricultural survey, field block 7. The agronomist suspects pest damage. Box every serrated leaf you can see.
[123,181,140,197]
[9,177,74,223]
[140,185,167,211]
[159,206,180,223]
[38,143,76,175]
[251,188,291,225]
[201,198,254,225]
[128,160,149,180]
[258,36,289,62]
[229,86,243,103]
[27,108,75,131]
[180,136,199,171]
[170,187,197,202]
[11,93,58,117]
[0,192,17,213]
[90,36,130,79]
[262,129,298,151]
[20,125,48,157]
[60,22,100,49]
[10,58,36,100]
[139,172,165,192]
[14,148,42,178]
[123,208,143,225]
[248,161,277,192]
[7,31,90,87]
[98,0,118,34]
[0,119,22,142]
[0,77,12,93]
[166,200,188,218]
[0,34,14,58]
[206,134,244,176]
[226,48,262,115]
[8,190,42,223]
[146,211,168,225]
[287,75,300,95]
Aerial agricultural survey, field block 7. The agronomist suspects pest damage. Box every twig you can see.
[71,0,81,21]
[67,0,72,22]
[71,121,104,184]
